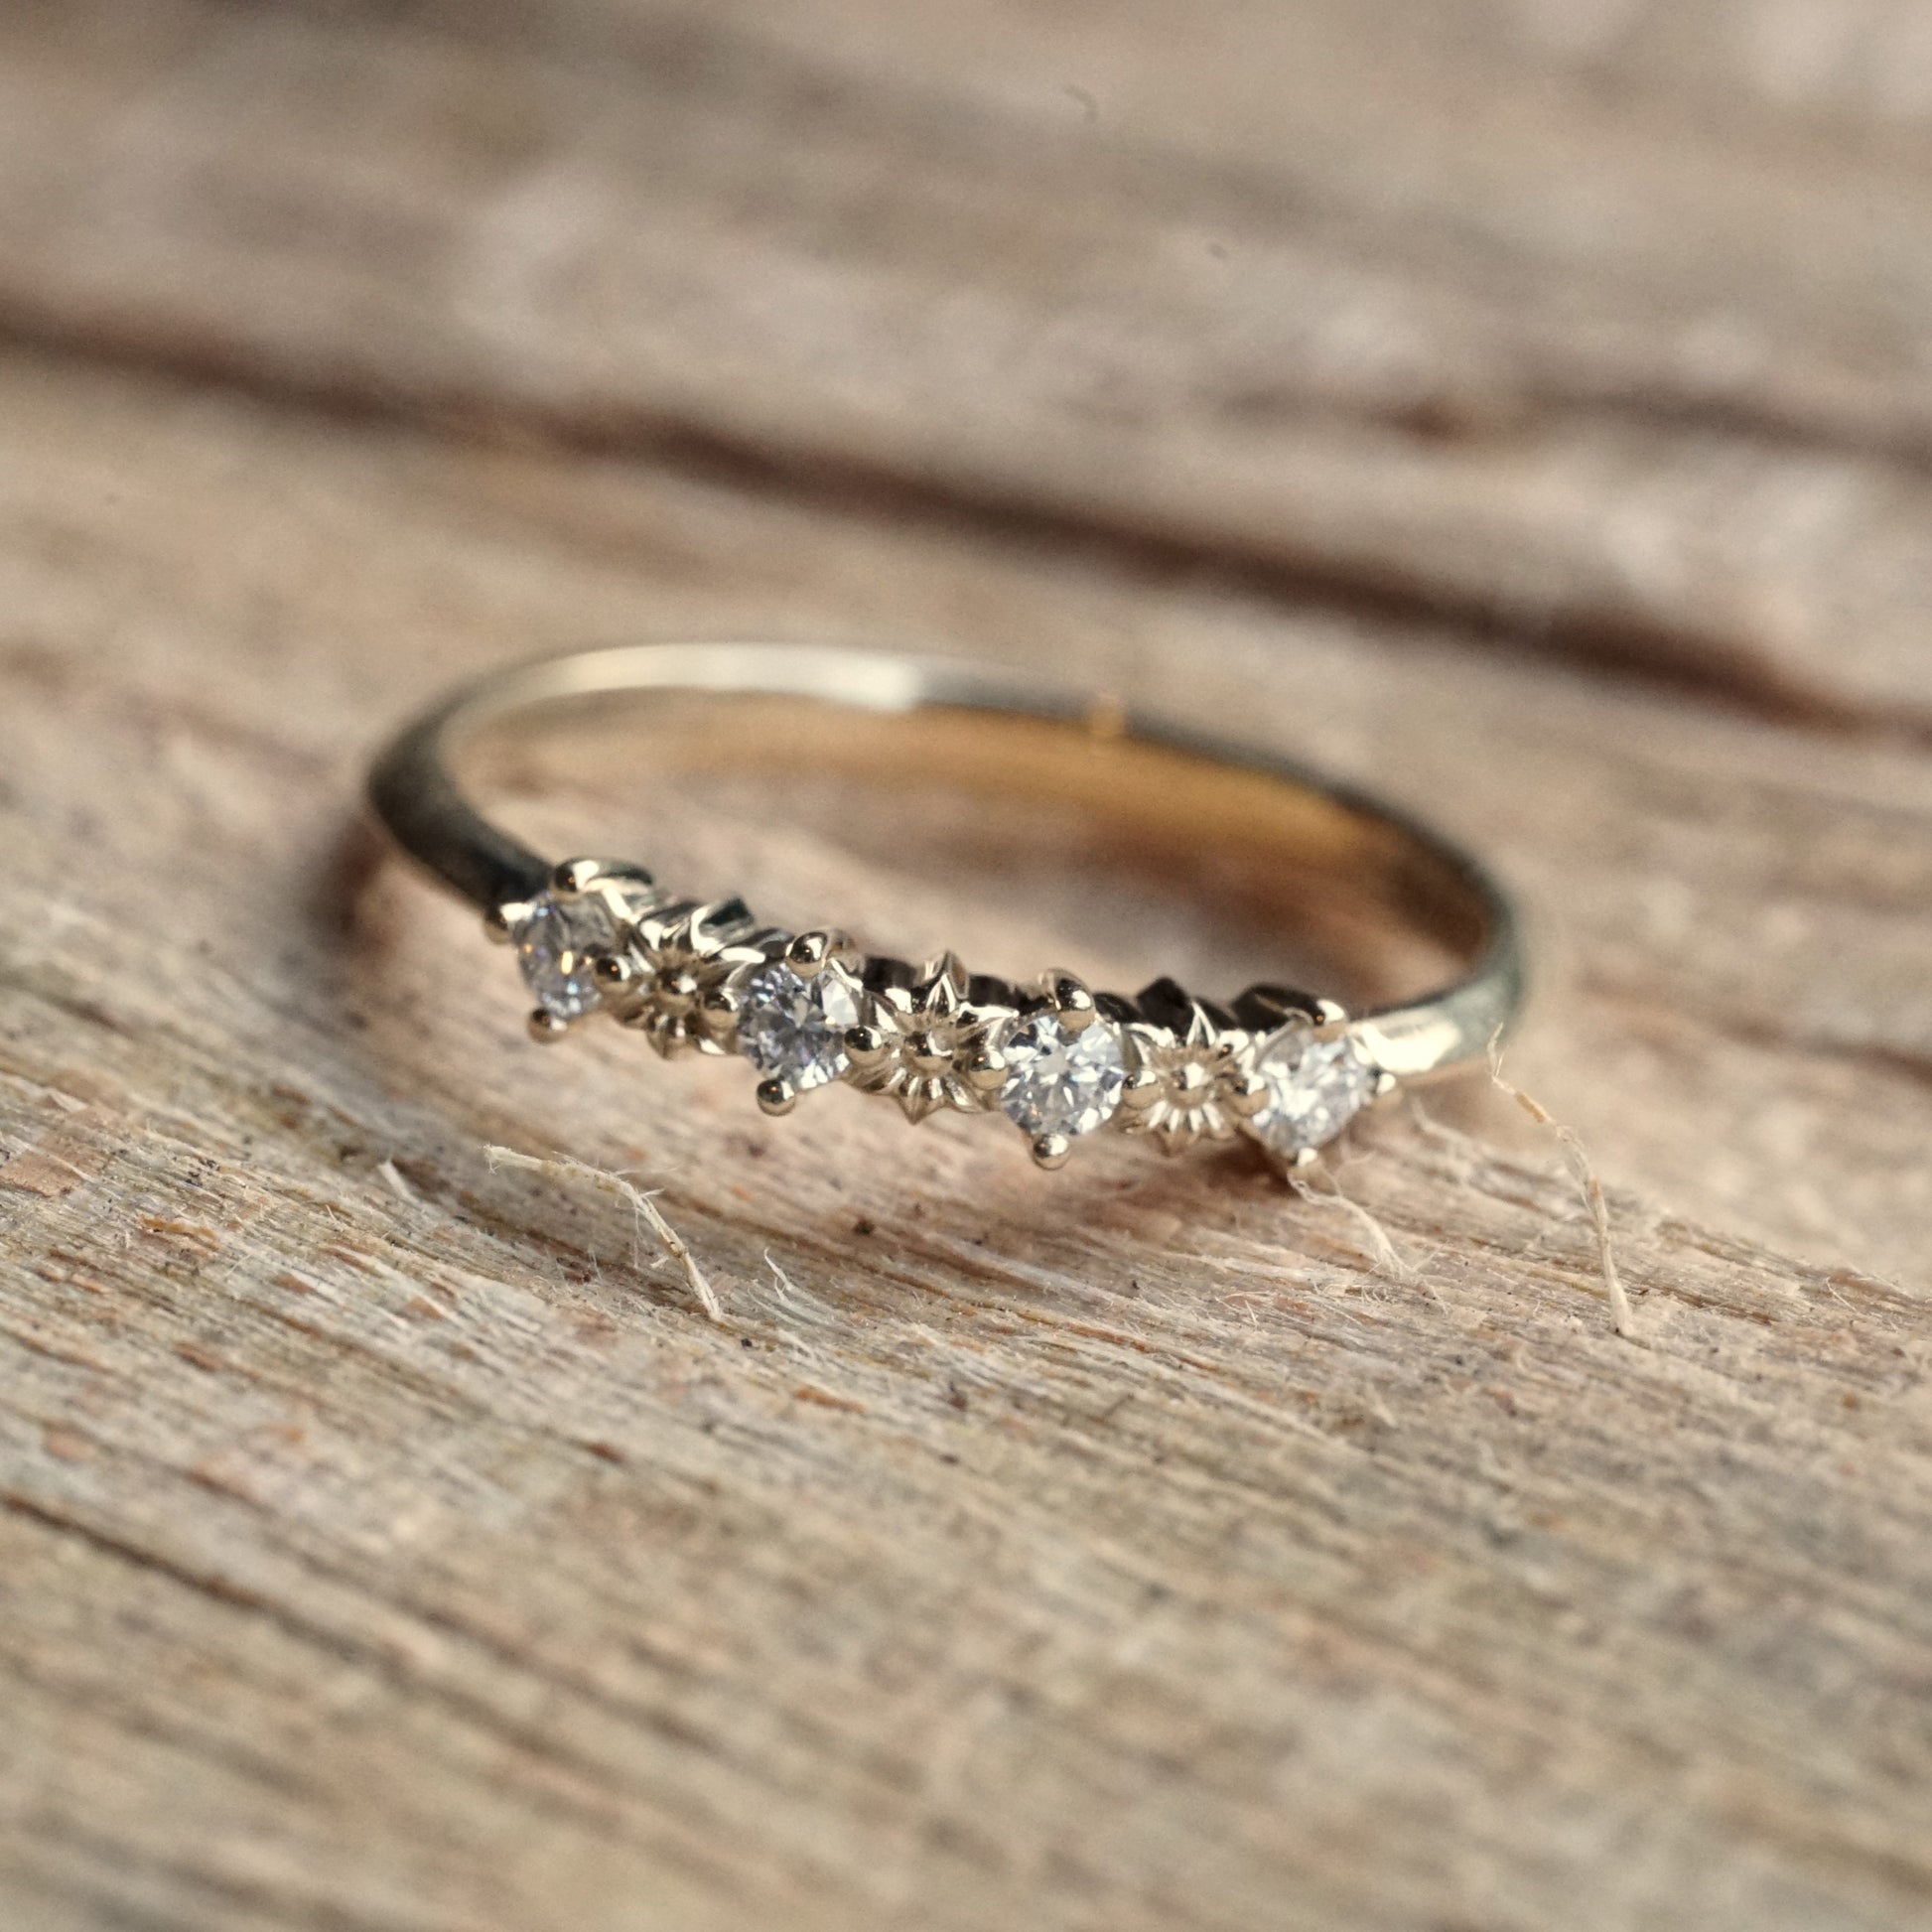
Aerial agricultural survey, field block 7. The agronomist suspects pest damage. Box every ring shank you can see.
[368,643,1524,1081]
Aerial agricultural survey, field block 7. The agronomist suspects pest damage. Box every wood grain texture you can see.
[2,3,1931,1928]
[6,0,1932,726]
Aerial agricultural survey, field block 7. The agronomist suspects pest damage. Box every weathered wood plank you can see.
[6,2,1932,1921]
[564,0,1932,135]
[5,1,1932,726]
[2,346,1930,1928]
[4,345,1926,1277]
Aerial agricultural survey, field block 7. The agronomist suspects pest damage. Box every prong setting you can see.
[963,1047,1008,1093]
[757,1077,799,1117]
[786,929,851,980]
[1032,1133,1072,1171]
[735,946,865,1101]
[1226,1068,1271,1120]
[1046,972,1097,1034]
[995,990,1129,1155]
[502,868,655,1028]
[1241,1011,1382,1161]
[843,1024,892,1069]
[488,860,1389,1174]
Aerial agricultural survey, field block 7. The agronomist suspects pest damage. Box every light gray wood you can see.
[2,2,1931,1926]
[5,1,1932,725]
[2,347,1929,1932]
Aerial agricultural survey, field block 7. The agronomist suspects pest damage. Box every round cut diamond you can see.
[738,962,860,1091]
[999,1014,1128,1138]
[514,892,619,1021]
[1249,1029,1376,1155]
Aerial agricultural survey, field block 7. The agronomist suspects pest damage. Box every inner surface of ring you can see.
[455,687,1492,1016]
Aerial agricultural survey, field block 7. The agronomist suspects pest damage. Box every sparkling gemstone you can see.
[999,1013,1128,1139]
[514,892,619,1021]
[737,962,860,1091]
[1249,1029,1377,1154]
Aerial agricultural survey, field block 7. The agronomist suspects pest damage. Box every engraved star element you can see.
[596,899,766,1059]
[844,951,1010,1124]
[1121,996,1268,1156]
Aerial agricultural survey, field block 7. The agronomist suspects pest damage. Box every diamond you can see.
[999,1013,1128,1139]
[737,961,861,1092]
[513,892,619,1021]
[1248,1029,1377,1155]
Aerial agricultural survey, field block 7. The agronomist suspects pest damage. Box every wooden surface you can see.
[2,4,1930,1928]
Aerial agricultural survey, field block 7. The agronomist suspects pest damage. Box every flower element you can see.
[846,951,1010,1124]
[1121,992,1265,1156]
[599,898,767,1058]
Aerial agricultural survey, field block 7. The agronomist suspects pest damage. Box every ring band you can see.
[367,643,1525,1173]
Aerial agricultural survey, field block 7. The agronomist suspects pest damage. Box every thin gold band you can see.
[367,643,1525,1172]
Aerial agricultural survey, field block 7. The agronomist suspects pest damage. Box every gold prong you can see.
[786,929,849,979]
[1119,1065,1164,1112]
[594,952,636,989]
[1370,1069,1400,1104]
[485,902,531,943]
[963,1048,1008,1092]
[844,1025,892,1067]
[1032,1133,1072,1171]
[1046,973,1096,1034]
[1307,999,1353,1041]
[652,1020,701,1060]
[1288,1146,1321,1171]
[757,1077,799,1117]
[527,1008,571,1043]
[1226,1069,1271,1120]
[551,857,606,898]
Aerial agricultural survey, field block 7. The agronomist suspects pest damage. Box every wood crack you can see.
[0,1491,771,1896]
[0,313,1910,754]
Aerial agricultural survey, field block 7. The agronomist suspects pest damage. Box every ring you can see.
[367,643,1524,1174]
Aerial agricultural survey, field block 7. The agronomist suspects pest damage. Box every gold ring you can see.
[367,643,1525,1174]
